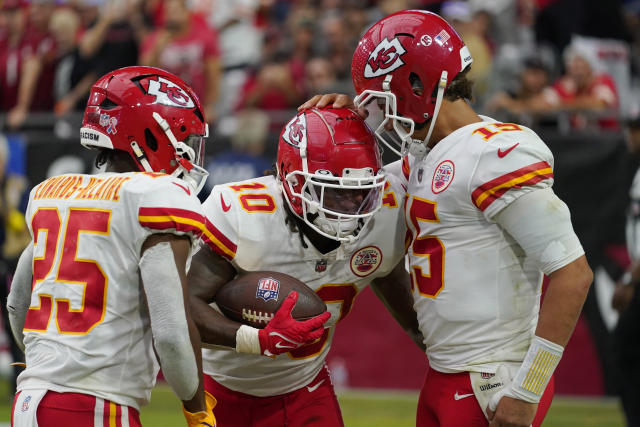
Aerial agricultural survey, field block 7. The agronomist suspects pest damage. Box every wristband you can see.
[510,335,563,403]
[235,325,260,354]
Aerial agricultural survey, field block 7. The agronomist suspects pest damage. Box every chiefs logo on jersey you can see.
[364,37,407,78]
[350,246,383,277]
[282,113,307,148]
[142,75,196,109]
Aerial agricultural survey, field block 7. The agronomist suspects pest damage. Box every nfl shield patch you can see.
[315,259,327,272]
[256,277,280,302]
[21,395,31,412]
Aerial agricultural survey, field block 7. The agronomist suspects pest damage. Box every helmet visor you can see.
[182,134,206,168]
[305,171,386,217]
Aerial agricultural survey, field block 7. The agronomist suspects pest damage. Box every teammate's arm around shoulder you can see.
[488,189,593,426]
[371,259,425,351]
[139,233,216,427]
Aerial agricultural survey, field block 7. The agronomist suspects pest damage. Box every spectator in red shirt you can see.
[542,43,619,129]
[140,0,221,123]
[0,0,50,129]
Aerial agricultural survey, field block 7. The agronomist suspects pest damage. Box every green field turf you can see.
[0,381,627,426]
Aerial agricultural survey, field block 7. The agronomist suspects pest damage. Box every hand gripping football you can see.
[215,271,327,328]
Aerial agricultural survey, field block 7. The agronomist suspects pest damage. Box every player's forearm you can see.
[371,264,425,350]
[7,244,34,352]
[190,295,240,348]
[535,255,592,346]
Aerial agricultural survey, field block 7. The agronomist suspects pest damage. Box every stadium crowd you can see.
[2,0,640,425]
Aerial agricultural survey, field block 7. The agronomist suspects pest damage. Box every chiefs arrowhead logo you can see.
[141,76,195,109]
[282,114,307,148]
[364,37,407,78]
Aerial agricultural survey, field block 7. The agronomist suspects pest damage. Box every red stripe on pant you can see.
[13,390,141,427]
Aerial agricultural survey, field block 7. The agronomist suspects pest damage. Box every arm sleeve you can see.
[7,243,34,352]
[493,188,584,275]
[139,242,199,401]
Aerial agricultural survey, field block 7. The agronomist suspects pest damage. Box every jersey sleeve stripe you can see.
[199,218,237,260]
[471,161,553,211]
[401,156,410,180]
[138,207,207,238]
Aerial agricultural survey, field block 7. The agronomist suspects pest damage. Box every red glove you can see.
[258,291,330,357]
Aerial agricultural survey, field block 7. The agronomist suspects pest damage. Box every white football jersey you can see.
[200,171,406,396]
[402,117,565,374]
[17,172,207,410]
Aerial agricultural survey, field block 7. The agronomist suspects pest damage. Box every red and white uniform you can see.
[200,173,406,396]
[17,172,207,411]
[402,117,569,374]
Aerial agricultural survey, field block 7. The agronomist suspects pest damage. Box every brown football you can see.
[215,271,327,329]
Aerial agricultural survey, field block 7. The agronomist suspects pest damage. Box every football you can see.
[215,271,327,328]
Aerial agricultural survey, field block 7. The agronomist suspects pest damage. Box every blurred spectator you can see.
[611,116,640,426]
[49,7,96,116]
[196,0,263,119]
[140,0,221,122]
[317,11,353,80]
[205,109,271,186]
[540,42,620,129]
[304,56,353,98]
[25,0,57,113]
[441,1,493,103]
[78,0,144,79]
[484,54,552,118]
[238,59,302,128]
[0,0,51,129]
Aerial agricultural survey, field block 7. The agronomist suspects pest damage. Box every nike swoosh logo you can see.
[275,341,298,349]
[497,143,519,158]
[454,392,475,400]
[307,379,325,393]
[220,194,231,212]
[172,181,191,195]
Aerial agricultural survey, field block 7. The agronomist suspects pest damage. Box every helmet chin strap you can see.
[409,70,448,159]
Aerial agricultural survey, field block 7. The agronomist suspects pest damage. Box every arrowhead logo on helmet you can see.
[145,76,195,109]
[282,114,307,147]
[364,37,407,78]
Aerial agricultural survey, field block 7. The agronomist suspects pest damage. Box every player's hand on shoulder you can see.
[183,392,217,427]
[487,395,537,427]
[258,291,331,357]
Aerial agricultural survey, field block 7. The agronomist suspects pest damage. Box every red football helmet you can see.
[277,107,386,242]
[352,10,472,157]
[80,66,209,192]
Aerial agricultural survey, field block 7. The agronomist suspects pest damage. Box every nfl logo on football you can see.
[256,277,280,302]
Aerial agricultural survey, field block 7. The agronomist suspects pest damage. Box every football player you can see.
[188,107,422,426]
[299,10,593,427]
[7,66,216,427]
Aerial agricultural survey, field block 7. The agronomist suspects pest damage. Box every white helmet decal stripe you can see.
[364,37,407,78]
